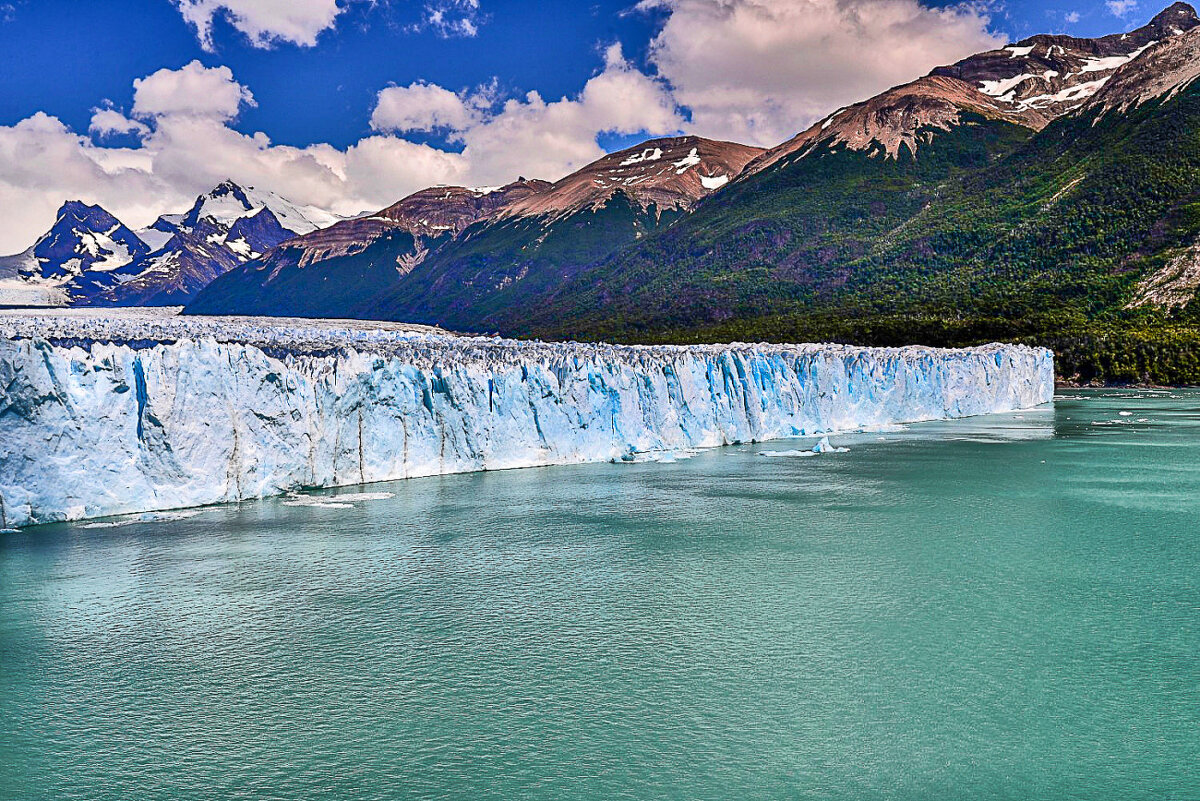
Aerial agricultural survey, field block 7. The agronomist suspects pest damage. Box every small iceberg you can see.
[614,448,701,464]
[812,436,850,454]
[760,436,849,457]
[79,510,203,529]
[281,490,396,509]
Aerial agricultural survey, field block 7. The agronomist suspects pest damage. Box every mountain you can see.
[744,75,1048,174]
[501,82,1041,340]
[185,179,550,317]
[187,136,763,322]
[191,10,1200,340]
[932,2,1199,118]
[0,181,339,307]
[507,11,1200,384]
[498,135,759,217]
[0,201,150,306]
[134,4,1200,382]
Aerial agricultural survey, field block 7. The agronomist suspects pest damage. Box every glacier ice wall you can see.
[0,314,1054,528]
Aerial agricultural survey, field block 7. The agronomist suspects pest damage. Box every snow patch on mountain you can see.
[620,147,664,166]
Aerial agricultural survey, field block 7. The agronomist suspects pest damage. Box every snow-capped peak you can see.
[181,181,341,236]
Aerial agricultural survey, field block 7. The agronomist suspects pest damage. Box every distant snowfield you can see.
[0,306,451,345]
[0,309,1054,528]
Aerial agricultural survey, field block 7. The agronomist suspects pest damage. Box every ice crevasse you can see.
[0,316,1054,528]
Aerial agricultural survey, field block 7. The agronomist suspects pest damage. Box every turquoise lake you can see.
[1,389,1197,800]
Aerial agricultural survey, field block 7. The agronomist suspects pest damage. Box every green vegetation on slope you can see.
[496,89,1200,384]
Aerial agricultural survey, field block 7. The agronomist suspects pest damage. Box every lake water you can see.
[1,389,1197,800]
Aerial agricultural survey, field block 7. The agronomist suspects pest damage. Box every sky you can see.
[0,0,1181,252]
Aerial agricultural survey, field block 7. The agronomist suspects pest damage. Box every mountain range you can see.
[185,136,762,320]
[9,3,1200,384]
[0,181,339,307]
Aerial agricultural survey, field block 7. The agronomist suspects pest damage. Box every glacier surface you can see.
[0,311,1054,528]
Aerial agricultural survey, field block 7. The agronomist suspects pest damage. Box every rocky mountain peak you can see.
[262,179,552,270]
[931,3,1199,119]
[30,201,149,280]
[500,135,765,219]
[1084,22,1200,114]
[1147,2,1199,32]
[746,75,1046,174]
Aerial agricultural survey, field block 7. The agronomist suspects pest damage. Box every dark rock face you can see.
[931,2,1199,119]
[26,201,150,280]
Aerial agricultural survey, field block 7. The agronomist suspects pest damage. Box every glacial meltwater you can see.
[1,389,1197,800]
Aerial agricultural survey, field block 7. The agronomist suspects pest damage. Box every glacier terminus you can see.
[0,310,1054,529]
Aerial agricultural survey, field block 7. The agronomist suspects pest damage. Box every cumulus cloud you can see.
[368,44,684,184]
[1064,11,1082,24]
[0,114,172,254]
[173,0,345,50]
[88,108,151,139]
[0,61,474,253]
[638,0,1005,146]
[370,82,483,133]
[132,61,256,120]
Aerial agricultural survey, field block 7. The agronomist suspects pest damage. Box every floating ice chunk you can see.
[812,437,850,454]
[325,492,395,502]
[280,490,393,507]
[760,437,849,457]
[615,448,700,464]
[282,499,355,509]
[79,510,203,528]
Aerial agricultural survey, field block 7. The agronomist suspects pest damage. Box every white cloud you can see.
[370,44,684,184]
[0,61,476,253]
[173,0,345,51]
[638,0,1005,146]
[1106,0,1137,18]
[1064,11,1081,24]
[370,82,483,133]
[132,61,255,121]
[88,108,151,139]
[0,113,174,254]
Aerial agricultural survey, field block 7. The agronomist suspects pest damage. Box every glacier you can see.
[0,311,1054,529]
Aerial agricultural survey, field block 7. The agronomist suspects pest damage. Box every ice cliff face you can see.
[0,313,1054,528]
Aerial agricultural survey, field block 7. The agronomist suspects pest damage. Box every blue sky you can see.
[0,0,1182,250]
